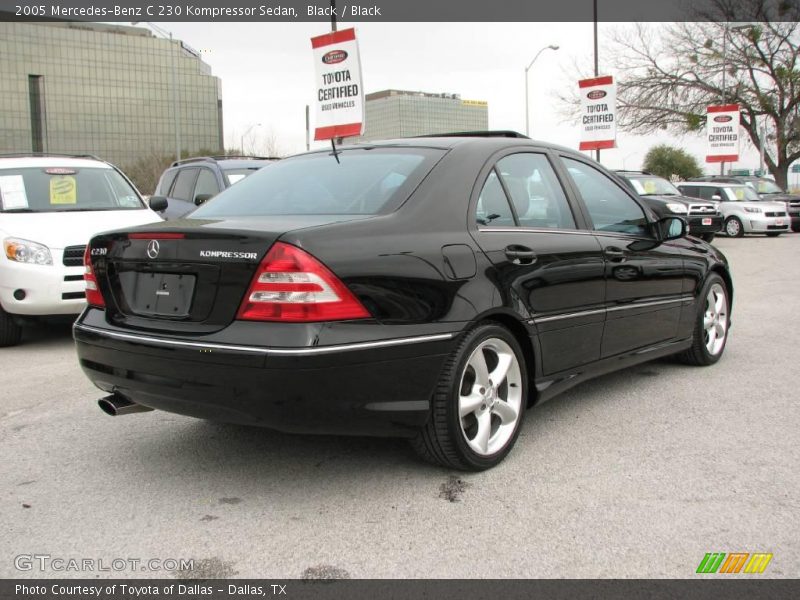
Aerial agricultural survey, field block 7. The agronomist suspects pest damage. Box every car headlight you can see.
[3,237,53,265]
[744,207,762,214]
[666,203,688,214]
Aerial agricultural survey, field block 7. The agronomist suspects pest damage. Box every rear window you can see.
[0,167,144,213]
[191,147,445,217]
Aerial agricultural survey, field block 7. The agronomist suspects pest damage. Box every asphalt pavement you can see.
[1,235,798,579]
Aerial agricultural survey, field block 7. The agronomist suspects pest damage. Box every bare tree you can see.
[561,0,800,187]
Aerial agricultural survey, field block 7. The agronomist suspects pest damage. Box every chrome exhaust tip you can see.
[98,394,154,416]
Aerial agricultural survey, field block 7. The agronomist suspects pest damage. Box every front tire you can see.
[411,323,528,471]
[725,216,744,237]
[677,274,730,366]
[0,306,23,347]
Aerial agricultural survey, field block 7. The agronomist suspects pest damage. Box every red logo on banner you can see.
[714,115,732,123]
[322,50,348,64]
[587,90,607,100]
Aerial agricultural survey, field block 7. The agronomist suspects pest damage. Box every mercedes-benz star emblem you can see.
[146,239,160,259]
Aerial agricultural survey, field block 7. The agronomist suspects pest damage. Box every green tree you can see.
[643,145,703,180]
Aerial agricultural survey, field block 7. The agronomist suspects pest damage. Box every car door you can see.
[470,151,606,375]
[559,156,687,358]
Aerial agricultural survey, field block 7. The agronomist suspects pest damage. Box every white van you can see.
[0,155,162,346]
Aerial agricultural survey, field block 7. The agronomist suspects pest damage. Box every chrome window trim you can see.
[73,324,455,356]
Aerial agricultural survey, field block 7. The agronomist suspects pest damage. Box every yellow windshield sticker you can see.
[50,176,77,204]
[733,188,745,200]
[643,180,657,194]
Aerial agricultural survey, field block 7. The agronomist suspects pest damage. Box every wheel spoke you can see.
[492,399,518,425]
[706,326,717,350]
[459,392,484,418]
[714,292,725,314]
[490,352,513,386]
[715,322,726,338]
[470,411,492,454]
[469,349,491,388]
[703,312,714,329]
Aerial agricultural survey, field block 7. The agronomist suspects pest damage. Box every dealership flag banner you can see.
[578,75,616,151]
[706,104,740,163]
[311,28,364,141]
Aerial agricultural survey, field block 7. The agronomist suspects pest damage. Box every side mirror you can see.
[148,195,168,212]
[657,216,687,241]
[194,193,214,206]
[711,195,722,201]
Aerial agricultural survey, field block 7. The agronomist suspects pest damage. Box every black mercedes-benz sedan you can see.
[74,133,733,471]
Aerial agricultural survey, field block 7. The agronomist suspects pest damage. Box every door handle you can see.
[504,245,537,265]
[604,246,626,262]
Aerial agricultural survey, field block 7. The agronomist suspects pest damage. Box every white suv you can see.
[0,155,162,346]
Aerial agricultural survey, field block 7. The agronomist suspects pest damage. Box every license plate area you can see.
[702,218,712,226]
[119,271,196,317]
[776,219,785,226]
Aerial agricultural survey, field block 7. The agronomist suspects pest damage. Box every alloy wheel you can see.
[457,338,522,456]
[703,283,728,356]
[725,218,741,237]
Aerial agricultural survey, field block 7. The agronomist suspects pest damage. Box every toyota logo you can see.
[146,240,160,259]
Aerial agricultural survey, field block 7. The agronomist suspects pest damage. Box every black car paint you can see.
[74,137,732,437]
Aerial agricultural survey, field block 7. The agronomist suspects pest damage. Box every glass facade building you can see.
[353,90,489,142]
[0,21,223,169]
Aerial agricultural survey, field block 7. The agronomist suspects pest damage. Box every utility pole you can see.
[593,0,600,162]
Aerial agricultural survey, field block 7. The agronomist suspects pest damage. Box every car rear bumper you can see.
[73,315,458,437]
[687,215,723,234]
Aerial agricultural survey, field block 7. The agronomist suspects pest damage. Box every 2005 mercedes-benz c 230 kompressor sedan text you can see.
[74,133,733,470]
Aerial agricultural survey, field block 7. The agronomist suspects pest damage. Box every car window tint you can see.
[194,169,219,199]
[476,170,515,227]
[157,170,178,196]
[496,153,576,230]
[563,158,648,236]
[171,168,198,202]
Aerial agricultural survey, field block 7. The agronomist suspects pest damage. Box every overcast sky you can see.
[149,21,768,175]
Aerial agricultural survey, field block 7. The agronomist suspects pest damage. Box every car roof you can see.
[679,181,748,187]
[0,156,113,170]
[169,156,278,169]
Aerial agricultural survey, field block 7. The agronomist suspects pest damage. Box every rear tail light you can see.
[83,246,105,308]
[237,242,370,322]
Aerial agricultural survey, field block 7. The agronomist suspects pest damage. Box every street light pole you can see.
[134,22,181,162]
[240,123,261,155]
[524,44,559,137]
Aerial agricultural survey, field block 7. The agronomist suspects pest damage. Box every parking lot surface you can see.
[1,236,798,579]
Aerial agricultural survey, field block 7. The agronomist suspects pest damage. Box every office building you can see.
[0,20,223,168]
[354,89,488,141]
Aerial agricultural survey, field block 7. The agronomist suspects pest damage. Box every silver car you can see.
[677,182,789,237]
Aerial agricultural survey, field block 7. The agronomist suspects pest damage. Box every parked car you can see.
[75,134,732,471]
[0,154,162,346]
[151,155,278,220]
[677,181,790,237]
[615,171,722,242]
[689,175,800,232]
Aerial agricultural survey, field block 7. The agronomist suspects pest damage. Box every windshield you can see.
[223,168,261,186]
[192,147,445,218]
[753,179,784,194]
[628,177,681,196]
[726,186,763,201]
[0,167,144,213]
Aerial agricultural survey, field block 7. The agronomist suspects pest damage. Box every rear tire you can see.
[411,323,528,471]
[700,233,715,243]
[0,306,23,347]
[725,217,744,237]
[677,274,729,366]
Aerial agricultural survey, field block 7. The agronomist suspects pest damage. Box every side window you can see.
[194,169,220,201]
[170,168,199,202]
[563,158,648,236]
[496,153,576,230]
[157,170,178,196]
[476,170,515,227]
[679,186,698,198]
[695,187,715,201]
